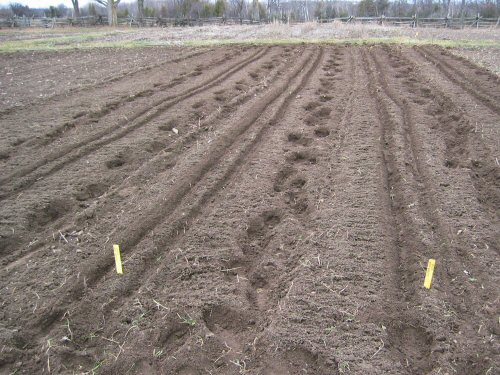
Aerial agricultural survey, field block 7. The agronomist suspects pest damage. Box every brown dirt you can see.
[0,46,212,114]
[451,47,500,76]
[0,44,498,375]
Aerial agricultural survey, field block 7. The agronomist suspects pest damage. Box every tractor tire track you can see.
[97,46,325,374]
[0,48,212,117]
[367,45,499,374]
[0,46,251,158]
[383,45,500,372]
[363,47,438,374]
[0,46,295,268]
[250,46,356,375]
[26,48,228,148]
[0,47,270,199]
[0,47,232,155]
[392,46,500,221]
[415,46,500,115]
[2,45,498,375]
[27,47,322,340]
[418,45,500,100]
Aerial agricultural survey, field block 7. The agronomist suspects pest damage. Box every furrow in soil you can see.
[366,45,499,374]
[414,45,500,115]
[3,47,320,362]
[0,46,293,268]
[0,47,269,194]
[1,45,498,375]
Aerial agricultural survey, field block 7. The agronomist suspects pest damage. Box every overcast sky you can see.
[0,0,133,8]
[0,1,86,7]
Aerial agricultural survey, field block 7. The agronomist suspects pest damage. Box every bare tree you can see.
[95,0,121,25]
[71,0,80,17]
[248,0,258,20]
[9,3,32,17]
[460,0,466,27]
[214,0,226,17]
[231,0,246,22]
[138,0,144,22]
[267,0,281,20]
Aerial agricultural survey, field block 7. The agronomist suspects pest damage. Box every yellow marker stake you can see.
[113,244,123,274]
[424,259,436,289]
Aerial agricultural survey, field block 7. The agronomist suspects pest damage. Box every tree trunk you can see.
[252,0,259,21]
[112,2,118,25]
[138,0,144,24]
[107,0,113,25]
[460,0,465,28]
[71,0,80,18]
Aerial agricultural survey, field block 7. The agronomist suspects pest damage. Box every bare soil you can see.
[0,44,498,375]
[451,46,500,75]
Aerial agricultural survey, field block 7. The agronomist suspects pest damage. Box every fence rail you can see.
[334,15,499,28]
[1,15,499,29]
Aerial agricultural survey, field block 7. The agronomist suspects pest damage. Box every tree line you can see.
[4,0,499,23]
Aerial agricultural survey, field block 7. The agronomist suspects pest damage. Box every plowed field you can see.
[0,44,499,375]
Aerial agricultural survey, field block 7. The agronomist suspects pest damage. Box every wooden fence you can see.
[0,15,263,28]
[1,14,499,29]
[333,15,500,28]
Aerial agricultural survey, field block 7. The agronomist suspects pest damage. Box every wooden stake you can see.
[113,244,123,274]
[424,259,435,289]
